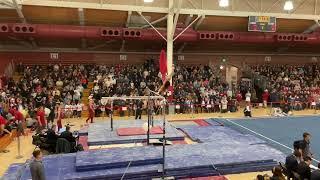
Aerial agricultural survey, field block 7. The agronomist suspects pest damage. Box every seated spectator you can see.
[256,174,270,180]
[59,125,76,144]
[270,166,286,180]
[45,125,58,153]
[311,163,320,180]
[297,156,312,180]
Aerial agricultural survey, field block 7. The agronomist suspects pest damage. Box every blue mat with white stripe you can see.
[4,118,287,180]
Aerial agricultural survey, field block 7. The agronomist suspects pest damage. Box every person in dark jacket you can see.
[30,150,45,180]
[46,97,56,124]
[285,149,302,178]
[311,163,320,180]
[135,100,143,120]
[297,156,312,180]
[59,125,75,144]
[301,132,313,158]
[45,125,58,152]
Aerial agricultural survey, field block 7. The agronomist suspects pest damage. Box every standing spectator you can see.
[245,91,251,105]
[301,132,313,158]
[76,102,83,118]
[285,149,302,179]
[56,102,63,132]
[262,89,269,108]
[30,149,46,180]
[297,156,312,180]
[46,97,56,124]
[221,96,228,113]
[36,106,47,132]
[85,99,94,123]
[71,102,77,118]
[0,115,11,135]
[135,100,143,120]
[12,107,25,136]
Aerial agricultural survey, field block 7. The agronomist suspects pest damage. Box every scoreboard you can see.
[248,16,276,32]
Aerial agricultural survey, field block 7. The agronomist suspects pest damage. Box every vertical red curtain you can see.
[159,49,167,82]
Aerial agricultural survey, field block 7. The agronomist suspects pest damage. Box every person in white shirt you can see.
[76,102,83,118]
[64,103,72,118]
[72,102,77,118]
[221,96,228,113]
[73,89,81,102]
[245,91,251,105]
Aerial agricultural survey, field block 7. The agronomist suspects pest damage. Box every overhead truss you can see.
[17,0,320,20]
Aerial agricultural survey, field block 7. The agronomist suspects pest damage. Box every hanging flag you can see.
[159,49,167,82]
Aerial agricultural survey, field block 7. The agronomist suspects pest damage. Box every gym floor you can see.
[1,108,319,179]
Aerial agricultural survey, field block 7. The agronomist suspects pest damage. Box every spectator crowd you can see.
[1,61,320,135]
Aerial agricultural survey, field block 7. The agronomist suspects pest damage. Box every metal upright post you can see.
[147,92,151,145]
[111,100,114,131]
[16,134,23,159]
[162,99,166,178]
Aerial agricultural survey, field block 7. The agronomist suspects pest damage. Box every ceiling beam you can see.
[303,20,320,33]
[178,15,204,53]
[78,8,86,49]
[184,14,193,26]
[125,11,132,28]
[121,11,132,52]
[172,0,182,37]
[194,15,205,30]
[18,0,320,20]
[12,0,25,23]
[12,0,38,48]
[141,15,168,29]
[245,0,258,12]
[0,0,14,8]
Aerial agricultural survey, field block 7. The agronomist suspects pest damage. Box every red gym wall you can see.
[0,52,316,74]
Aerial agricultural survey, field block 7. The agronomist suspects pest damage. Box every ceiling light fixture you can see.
[144,0,154,3]
[284,0,294,11]
[219,0,229,7]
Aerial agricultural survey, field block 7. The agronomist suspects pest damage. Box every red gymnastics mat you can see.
[117,126,163,136]
[193,119,210,127]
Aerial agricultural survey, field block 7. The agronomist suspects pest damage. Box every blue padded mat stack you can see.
[87,120,184,146]
[75,146,162,171]
[4,119,285,180]
[2,163,25,180]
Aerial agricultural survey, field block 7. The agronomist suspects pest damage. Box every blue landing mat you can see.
[75,146,162,171]
[216,116,320,161]
[87,120,184,146]
[178,125,265,144]
[4,124,285,180]
[2,163,25,180]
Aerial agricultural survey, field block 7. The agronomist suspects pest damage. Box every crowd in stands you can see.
[251,64,320,111]
[0,63,91,139]
[90,61,239,116]
[1,61,320,131]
